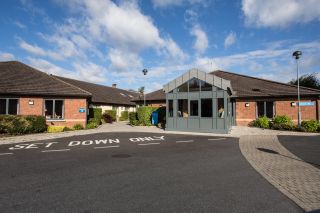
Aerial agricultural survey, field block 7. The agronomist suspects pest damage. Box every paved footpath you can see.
[240,135,320,212]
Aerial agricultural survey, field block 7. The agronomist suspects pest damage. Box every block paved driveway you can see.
[0,132,302,213]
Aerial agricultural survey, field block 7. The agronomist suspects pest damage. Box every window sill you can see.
[46,119,65,122]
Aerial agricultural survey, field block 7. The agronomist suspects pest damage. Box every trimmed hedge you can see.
[252,116,270,129]
[47,126,65,133]
[105,110,117,121]
[0,115,47,135]
[129,112,138,126]
[137,106,154,126]
[87,122,98,129]
[271,115,295,131]
[301,120,319,132]
[119,111,129,121]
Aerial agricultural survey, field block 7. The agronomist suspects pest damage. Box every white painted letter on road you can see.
[68,141,81,146]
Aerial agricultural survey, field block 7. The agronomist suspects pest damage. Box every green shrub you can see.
[102,113,113,123]
[137,106,154,126]
[0,115,47,135]
[63,127,73,132]
[73,124,84,130]
[25,115,47,133]
[47,126,65,133]
[119,111,129,121]
[252,116,270,129]
[301,120,319,132]
[105,110,117,121]
[129,112,138,126]
[88,108,102,125]
[271,115,295,130]
[86,122,98,129]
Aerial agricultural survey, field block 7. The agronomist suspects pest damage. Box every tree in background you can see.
[288,73,320,90]
[138,86,145,97]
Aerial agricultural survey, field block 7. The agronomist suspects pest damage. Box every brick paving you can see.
[240,135,320,212]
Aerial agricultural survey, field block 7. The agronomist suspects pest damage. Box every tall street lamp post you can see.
[292,51,302,128]
[142,69,148,106]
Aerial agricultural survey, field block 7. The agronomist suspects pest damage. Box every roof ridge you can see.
[212,70,320,93]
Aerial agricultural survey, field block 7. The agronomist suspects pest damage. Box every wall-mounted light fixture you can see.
[28,100,34,105]
[291,102,296,107]
[245,103,250,107]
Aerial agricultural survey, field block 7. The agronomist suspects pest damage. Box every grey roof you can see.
[133,89,166,102]
[0,61,91,97]
[212,70,320,98]
[55,76,139,106]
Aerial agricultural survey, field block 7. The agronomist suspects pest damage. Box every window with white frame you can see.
[0,98,19,115]
[44,100,64,119]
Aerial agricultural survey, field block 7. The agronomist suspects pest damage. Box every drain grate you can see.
[112,154,132,158]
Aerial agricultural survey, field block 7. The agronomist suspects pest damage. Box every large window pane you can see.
[217,98,225,118]
[0,99,6,114]
[189,78,200,92]
[168,100,173,117]
[8,99,18,115]
[201,99,212,117]
[54,100,63,119]
[200,80,212,91]
[266,101,274,118]
[45,100,53,119]
[190,100,199,116]
[177,99,188,117]
[257,101,264,117]
[177,82,188,92]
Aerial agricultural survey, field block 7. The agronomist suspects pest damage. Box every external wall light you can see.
[245,103,250,107]
[291,102,296,107]
[28,100,34,105]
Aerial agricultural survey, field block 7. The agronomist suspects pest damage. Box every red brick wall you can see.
[19,97,87,127]
[236,101,256,126]
[19,98,43,115]
[275,100,317,123]
[235,99,319,126]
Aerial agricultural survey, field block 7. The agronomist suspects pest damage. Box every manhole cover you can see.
[112,154,132,158]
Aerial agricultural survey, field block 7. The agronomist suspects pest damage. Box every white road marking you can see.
[41,149,70,153]
[138,143,160,146]
[94,145,120,149]
[176,140,194,143]
[0,153,13,156]
[208,138,226,141]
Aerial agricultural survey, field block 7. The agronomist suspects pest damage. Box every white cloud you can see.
[224,32,237,48]
[27,57,106,83]
[14,21,27,29]
[152,0,207,8]
[19,40,63,60]
[190,24,208,54]
[242,0,320,28]
[108,48,142,72]
[0,52,15,61]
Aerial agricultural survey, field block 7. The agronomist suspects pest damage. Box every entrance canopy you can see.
[163,69,233,94]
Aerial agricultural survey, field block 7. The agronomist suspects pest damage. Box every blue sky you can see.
[0,0,319,92]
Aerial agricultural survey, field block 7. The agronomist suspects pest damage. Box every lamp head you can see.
[142,69,148,75]
[292,51,302,59]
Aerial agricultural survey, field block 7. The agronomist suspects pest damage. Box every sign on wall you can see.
[79,108,86,113]
[299,102,314,106]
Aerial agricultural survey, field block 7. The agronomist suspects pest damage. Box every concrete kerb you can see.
[0,123,319,145]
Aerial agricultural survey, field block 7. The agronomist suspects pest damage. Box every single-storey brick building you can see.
[140,69,320,132]
[0,61,138,126]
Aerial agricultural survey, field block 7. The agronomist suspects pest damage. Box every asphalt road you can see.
[0,132,302,213]
[278,135,320,169]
